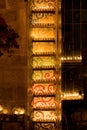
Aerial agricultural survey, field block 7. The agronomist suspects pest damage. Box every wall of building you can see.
[0,0,27,111]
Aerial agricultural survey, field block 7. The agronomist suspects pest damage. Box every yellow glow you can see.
[31,28,55,39]
[13,108,25,115]
[29,0,62,126]
[61,55,82,61]
[33,56,55,68]
[32,111,58,122]
[0,105,3,111]
[32,70,56,81]
[31,1,55,10]
[32,97,57,109]
[33,42,55,54]
[61,92,84,100]
[3,109,8,114]
[32,13,55,25]
[14,111,18,115]
[32,83,56,95]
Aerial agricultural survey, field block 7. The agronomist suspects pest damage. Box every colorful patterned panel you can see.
[31,97,57,109]
[31,110,58,122]
[34,123,57,130]
[32,83,56,95]
[32,70,56,81]
[30,0,56,10]
[33,56,55,68]
[31,28,55,39]
[32,42,55,54]
[31,13,55,25]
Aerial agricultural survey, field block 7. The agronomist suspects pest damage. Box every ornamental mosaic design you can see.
[32,70,56,81]
[32,83,56,95]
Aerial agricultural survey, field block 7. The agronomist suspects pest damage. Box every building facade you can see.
[0,0,87,130]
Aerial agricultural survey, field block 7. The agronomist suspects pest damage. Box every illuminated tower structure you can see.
[27,0,62,130]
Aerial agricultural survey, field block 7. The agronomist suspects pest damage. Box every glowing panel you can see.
[32,83,56,95]
[34,123,56,130]
[31,97,57,109]
[62,92,84,100]
[32,70,56,81]
[31,111,57,122]
[31,28,55,39]
[31,13,55,25]
[32,42,55,54]
[30,0,56,10]
[33,56,55,68]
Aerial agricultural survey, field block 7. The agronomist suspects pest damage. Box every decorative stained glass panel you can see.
[31,13,55,25]
[31,97,57,109]
[32,70,56,81]
[34,123,57,130]
[31,110,58,122]
[33,56,55,68]
[30,0,56,10]
[32,83,56,95]
[32,42,55,54]
[31,28,55,39]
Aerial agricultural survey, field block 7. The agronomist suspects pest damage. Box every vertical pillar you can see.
[27,0,62,130]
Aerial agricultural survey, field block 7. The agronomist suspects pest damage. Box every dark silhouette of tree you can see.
[0,16,19,56]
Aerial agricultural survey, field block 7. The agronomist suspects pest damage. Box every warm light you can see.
[32,111,58,122]
[61,92,84,100]
[33,42,55,54]
[31,1,55,10]
[14,111,18,115]
[32,70,56,81]
[33,56,55,68]
[3,108,9,114]
[31,28,55,39]
[32,97,57,109]
[32,13,55,25]
[0,105,3,111]
[30,0,62,128]
[61,55,82,62]
[32,83,56,95]
[20,110,25,114]
[13,108,25,115]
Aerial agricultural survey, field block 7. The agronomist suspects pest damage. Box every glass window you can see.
[65,0,72,10]
[82,24,87,59]
[81,11,87,23]
[64,24,72,32]
[73,0,80,9]
[65,11,72,23]
[82,0,87,9]
[73,24,80,50]
[82,24,87,40]
[61,0,65,10]
[73,11,80,23]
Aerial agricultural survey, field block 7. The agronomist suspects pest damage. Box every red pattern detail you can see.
[48,84,55,93]
[44,72,56,80]
[32,83,55,94]
[32,84,45,93]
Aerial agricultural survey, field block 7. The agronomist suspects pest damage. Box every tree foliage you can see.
[0,16,19,56]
